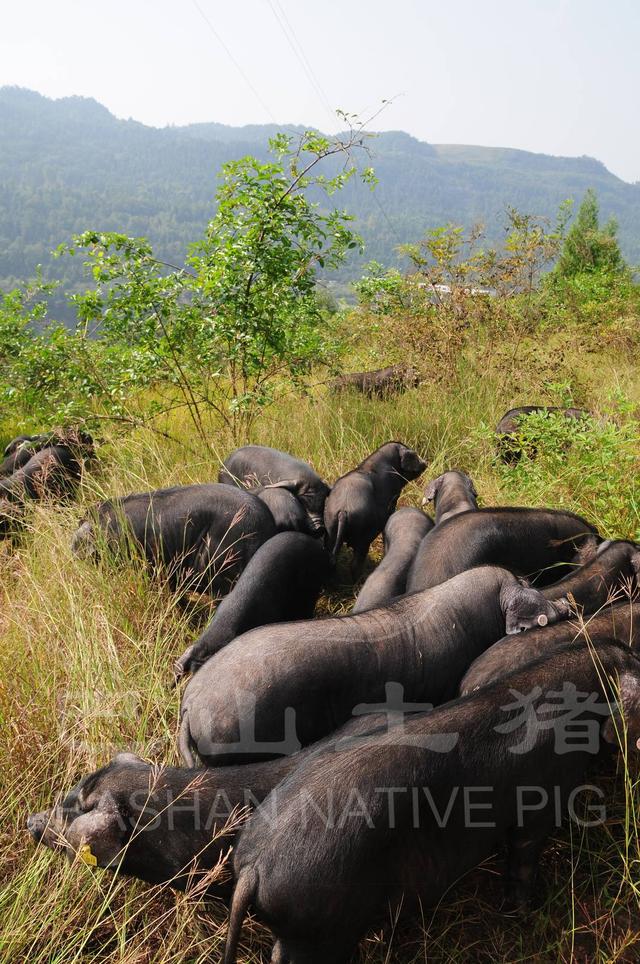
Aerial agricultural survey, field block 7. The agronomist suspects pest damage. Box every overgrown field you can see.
[1,334,639,963]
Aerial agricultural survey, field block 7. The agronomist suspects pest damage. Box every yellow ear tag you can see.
[79,844,98,867]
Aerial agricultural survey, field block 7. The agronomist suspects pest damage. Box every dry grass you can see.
[1,339,639,962]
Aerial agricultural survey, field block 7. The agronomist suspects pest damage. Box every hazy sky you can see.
[1,0,638,182]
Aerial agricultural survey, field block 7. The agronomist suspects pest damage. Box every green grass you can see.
[0,336,639,962]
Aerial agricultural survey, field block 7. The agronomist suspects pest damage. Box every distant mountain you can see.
[1,86,639,319]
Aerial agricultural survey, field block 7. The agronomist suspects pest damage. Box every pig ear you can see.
[467,476,478,498]
[500,583,523,631]
[423,477,441,503]
[630,550,640,576]
[113,751,145,767]
[553,596,572,619]
[265,479,300,493]
[500,583,546,631]
[65,802,130,869]
[601,714,620,746]
[575,536,599,565]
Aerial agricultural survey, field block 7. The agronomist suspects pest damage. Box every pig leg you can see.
[272,938,351,964]
[173,619,220,683]
[173,644,196,684]
[503,827,548,910]
[270,941,285,963]
[350,542,370,581]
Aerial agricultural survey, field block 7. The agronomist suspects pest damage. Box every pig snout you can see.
[308,514,325,535]
[71,521,96,559]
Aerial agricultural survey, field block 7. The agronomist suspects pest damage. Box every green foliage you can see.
[0,269,161,433]
[3,87,640,317]
[0,278,95,423]
[352,261,407,314]
[353,208,573,382]
[542,195,638,328]
[554,189,625,280]
[542,266,640,331]
[181,128,371,433]
[499,203,572,294]
[0,129,372,441]
[490,406,640,539]
[357,206,569,310]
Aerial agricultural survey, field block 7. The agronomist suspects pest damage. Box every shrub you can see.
[490,403,640,539]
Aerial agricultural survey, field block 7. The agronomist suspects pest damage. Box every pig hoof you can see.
[173,646,195,685]
[172,660,188,687]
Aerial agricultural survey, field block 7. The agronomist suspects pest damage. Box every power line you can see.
[372,190,404,247]
[190,0,279,124]
[266,0,336,128]
[192,0,400,254]
[268,0,333,119]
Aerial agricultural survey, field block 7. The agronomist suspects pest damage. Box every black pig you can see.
[174,532,330,687]
[542,539,639,615]
[179,565,569,766]
[253,485,312,534]
[421,469,479,525]
[324,441,427,578]
[219,445,330,535]
[72,483,276,597]
[460,597,638,694]
[329,364,420,398]
[0,438,93,503]
[26,712,391,897]
[0,433,94,534]
[0,433,59,476]
[407,506,600,593]
[224,639,640,964]
[352,507,433,613]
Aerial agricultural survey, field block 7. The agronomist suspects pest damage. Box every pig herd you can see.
[24,434,640,963]
[0,429,94,532]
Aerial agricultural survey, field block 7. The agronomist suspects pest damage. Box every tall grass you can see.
[0,338,639,962]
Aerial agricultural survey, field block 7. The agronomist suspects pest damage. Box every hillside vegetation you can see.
[1,127,639,962]
[2,85,640,322]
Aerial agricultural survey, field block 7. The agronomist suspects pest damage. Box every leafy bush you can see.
[0,128,375,442]
[354,208,569,369]
[554,189,625,280]
[491,404,640,539]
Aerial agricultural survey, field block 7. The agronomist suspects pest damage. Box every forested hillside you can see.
[2,85,640,316]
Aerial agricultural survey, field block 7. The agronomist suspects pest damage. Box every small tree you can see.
[498,204,571,298]
[554,189,625,279]
[59,125,375,442]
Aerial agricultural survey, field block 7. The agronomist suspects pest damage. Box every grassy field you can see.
[1,332,639,962]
